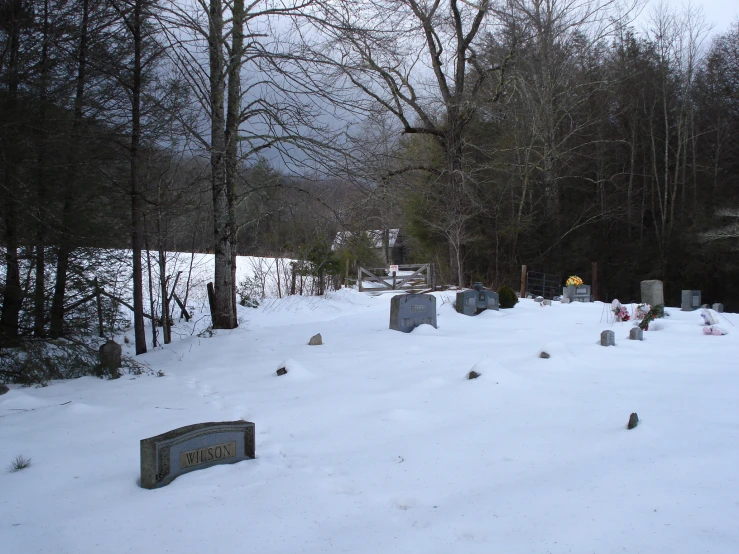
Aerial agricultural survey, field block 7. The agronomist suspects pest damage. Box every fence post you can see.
[207,282,216,321]
[520,265,527,298]
[358,266,363,292]
[591,261,599,301]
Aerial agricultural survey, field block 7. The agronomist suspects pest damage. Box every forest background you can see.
[1,0,738,358]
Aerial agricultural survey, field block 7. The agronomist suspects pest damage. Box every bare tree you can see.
[163,0,319,328]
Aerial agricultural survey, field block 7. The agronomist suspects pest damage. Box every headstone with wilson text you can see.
[140,421,255,489]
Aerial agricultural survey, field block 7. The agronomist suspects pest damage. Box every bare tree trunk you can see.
[33,0,51,337]
[209,0,238,328]
[50,0,90,339]
[130,0,147,354]
[0,15,23,348]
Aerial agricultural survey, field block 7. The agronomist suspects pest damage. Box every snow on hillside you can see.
[2,292,739,553]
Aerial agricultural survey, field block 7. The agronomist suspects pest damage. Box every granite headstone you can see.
[640,280,664,307]
[600,330,615,346]
[681,290,701,311]
[455,283,499,316]
[390,294,437,332]
[141,421,255,489]
[99,340,122,371]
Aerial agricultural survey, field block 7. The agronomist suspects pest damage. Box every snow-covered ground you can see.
[2,292,738,553]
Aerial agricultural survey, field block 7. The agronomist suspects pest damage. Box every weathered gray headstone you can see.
[627,413,639,430]
[600,330,615,346]
[540,351,550,359]
[390,294,437,332]
[562,285,592,303]
[542,299,552,306]
[629,327,643,341]
[562,285,592,302]
[640,280,664,307]
[141,421,255,489]
[534,296,544,303]
[308,333,322,346]
[681,290,701,311]
[99,340,122,370]
[0,384,8,395]
[455,283,498,316]
[712,303,724,313]
[276,367,287,376]
[561,297,571,304]
[467,370,481,380]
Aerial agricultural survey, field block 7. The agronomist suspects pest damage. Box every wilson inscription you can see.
[180,441,236,468]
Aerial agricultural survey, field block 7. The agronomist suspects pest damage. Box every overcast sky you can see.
[643,0,738,34]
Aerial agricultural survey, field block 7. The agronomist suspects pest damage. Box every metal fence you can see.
[525,270,561,299]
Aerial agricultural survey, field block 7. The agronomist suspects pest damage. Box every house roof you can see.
[332,229,400,251]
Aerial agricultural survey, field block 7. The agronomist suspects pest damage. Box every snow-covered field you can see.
[2,291,739,553]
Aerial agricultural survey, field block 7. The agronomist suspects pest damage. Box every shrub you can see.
[8,455,32,473]
[236,276,260,308]
[498,285,519,309]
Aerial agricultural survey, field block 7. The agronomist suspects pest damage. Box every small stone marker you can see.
[640,280,664,307]
[540,351,550,359]
[99,340,122,370]
[681,290,701,311]
[627,413,639,430]
[713,303,724,313]
[141,421,255,489]
[600,330,615,346]
[542,299,552,306]
[0,384,8,395]
[561,297,571,304]
[308,333,322,346]
[276,367,287,376]
[467,370,481,380]
[629,327,643,341]
[534,296,544,303]
[390,294,437,332]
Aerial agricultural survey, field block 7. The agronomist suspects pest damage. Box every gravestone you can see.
[99,340,122,370]
[455,283,499,316]
[390,294,437,332]
[542,299,552,306]
[308,333,322,346]
[141,421,255,489]
[564,285,591,303]
[600,330,615,346]
[681,290,701,311]
[640,280,664,307]
[561,297,571,304]
[276,367,287,376]
[712,303,724,313]
[627,413,639,430]
[629,327,643,341]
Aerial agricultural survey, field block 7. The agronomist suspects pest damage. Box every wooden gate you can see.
[356,264,435,293]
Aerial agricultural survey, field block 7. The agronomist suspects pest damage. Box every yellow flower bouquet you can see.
[565,275,583,287]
